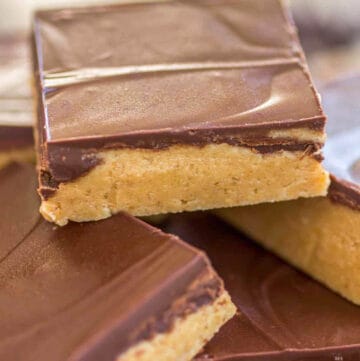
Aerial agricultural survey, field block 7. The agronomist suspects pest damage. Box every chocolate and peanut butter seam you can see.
[38,139,324,199]
[73,263,223,361]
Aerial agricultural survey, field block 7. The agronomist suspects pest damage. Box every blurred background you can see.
[0,0,359,85]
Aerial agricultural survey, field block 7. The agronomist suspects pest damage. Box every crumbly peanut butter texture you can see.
[118,291,235,361]
[40,144,329,226]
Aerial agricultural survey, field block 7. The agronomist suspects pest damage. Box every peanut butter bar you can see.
[32,0,329,225]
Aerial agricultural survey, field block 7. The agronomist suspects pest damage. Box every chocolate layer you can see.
[329,175,360,212]
[0,36,34,150]
[161,212,360,361]
[32,0,325,190]
[322,75,360,209]
[0,163,222,361]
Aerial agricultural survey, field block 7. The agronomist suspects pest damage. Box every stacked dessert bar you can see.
[33,0,328,225]
[0,0,359,360]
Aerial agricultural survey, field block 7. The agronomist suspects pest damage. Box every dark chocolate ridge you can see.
[73,249,223,361]
[46,146,102,183]
[129,270,222,347]
[328,175,360,211]
[0,126,34,150]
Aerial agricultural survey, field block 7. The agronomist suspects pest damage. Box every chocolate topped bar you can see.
[0,163,235,361]
[0,36,33,151]
[32,0,329,225]
[322,75,360,210]
[33,0,324,182]
[162,213,360,361]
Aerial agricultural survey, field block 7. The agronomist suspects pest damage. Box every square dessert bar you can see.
[32,0,329,225]
[163,213,360,361]
[0,163,235,361]
[218,75,360,305]
[0,36,34,168]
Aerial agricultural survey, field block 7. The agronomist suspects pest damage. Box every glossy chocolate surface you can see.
[32,0,325,187]
[0,163,221,361]
[0,36,34,150]
[322,75,360,210]
[161,212,360,361]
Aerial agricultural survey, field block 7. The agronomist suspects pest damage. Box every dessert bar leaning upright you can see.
[32,0,329,225]
[0,163,235,361]
[0,36,34,168]
[162,213,360,361]
[218,75,360,304]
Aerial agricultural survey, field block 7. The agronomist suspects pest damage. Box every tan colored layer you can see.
[118,291,236,361]
[40,144,329,226]
[217,197,360,304]
[0,147,35,169]
[268,127,325,143]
